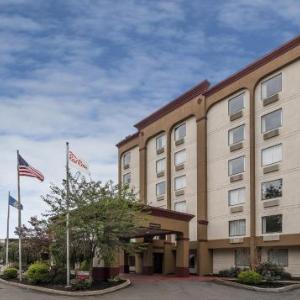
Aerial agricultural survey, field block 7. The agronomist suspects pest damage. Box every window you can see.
[262,215,282,234]
[156,158,166,174]
[156,134,166,150]
[262,73,282,99]
[228,156,245,176]
[262,179,282,200]
[235,248,250,267]
[262,144,282,166]
[229,219,246,236]
[268,249,288,267]
[228,93,244,115]
[156,181,166,196]
[175,149,186,166]
[123,152,130,167]
[174,201,186,213]
[174,123,186,141]
[229,187,246,206]
[229,125,245,145]
[123,173,131,185]
[174,175,186,191]
[262,109,282,133]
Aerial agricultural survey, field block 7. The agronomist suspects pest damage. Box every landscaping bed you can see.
[0,276,126,292]
[227,278,296,288]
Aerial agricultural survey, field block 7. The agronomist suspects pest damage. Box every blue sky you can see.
[0,0,300,238]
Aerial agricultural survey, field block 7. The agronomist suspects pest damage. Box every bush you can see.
[238,270,262,285]
[80,260,91,271]
[255,262,291,282]
[218,267,243,278]
[3,268,18,280]
[26,262,51,284]
[70,278,92,290]
[49,266,67,285]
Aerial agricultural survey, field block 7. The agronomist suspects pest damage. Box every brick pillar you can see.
[176,236,189,277]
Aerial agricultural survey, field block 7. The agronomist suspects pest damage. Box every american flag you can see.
[18,154,44,182]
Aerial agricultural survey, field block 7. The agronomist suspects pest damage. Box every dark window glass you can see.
[262,215,282,234]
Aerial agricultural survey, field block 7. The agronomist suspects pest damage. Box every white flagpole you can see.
[17,150,22,281]
[6,192,10,266]
[66,142,71,287]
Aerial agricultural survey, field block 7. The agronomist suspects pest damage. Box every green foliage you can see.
[49,266,67,284]
[3,267,18,279]
[26,262,51,284]
[218,267,243,278]
[43,175,144,271]
[238,270,262,285]
[70,278,92,290]
[255,262,291,282]
[80,260,91,271]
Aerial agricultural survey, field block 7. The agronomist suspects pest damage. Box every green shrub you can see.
[255,262,291,282]
[3,268,18,280]
[80,260,91,271]
[238,270,262,285]
[70,278,92,290]
[26,262,51,284]
[49,266,67,284]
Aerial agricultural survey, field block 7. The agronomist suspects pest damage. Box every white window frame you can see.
[228,92,245,116]
[228,124,245,145]
[123,152,131,167]
[174,149,186,166]
[174,123,186,141]
[123,173,131,185]
[174,175,186,191]
[261,73,282,100]
[156,158,166,174]
[228,187,246,206]
[228,156,245,176]
[156,134,166,150]
[156,181,166,196]
[261,144,282,166]
[174,201,186,213]
[268,249,288,267]
[262,214,282,234]
[261,109,282,133]
[229,219,246,237]
[261,179,282,200]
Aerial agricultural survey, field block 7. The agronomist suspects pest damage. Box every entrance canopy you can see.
[124,206,194,239]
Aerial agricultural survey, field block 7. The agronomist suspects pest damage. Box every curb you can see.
[213,278,300,293]
[0,277,131,297]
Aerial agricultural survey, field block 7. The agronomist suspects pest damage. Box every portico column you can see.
[163,241,175,275]
[142,242,153,275]
[135,253,143,274]
[176,235,189,277]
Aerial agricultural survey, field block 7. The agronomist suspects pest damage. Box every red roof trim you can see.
[205,35,300,97]
[145,205,194,222]
[134,80,210,130]
[116,132,139,148]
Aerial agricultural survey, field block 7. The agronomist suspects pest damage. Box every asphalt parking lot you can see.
[1,275,300,300]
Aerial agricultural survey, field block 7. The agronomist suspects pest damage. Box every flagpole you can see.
[66,142,70,287]
[17,150,22,281]
[6,192,10,266]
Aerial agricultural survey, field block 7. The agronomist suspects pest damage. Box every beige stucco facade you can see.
[117,36,300,277]
[207,90,251,240]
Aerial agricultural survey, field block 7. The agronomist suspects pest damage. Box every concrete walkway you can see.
[1,274,300,299]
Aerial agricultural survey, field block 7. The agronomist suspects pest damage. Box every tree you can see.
[15,216,50,265]
[43,175,144,271]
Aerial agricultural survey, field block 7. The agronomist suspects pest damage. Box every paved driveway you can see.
[1,275,300,300]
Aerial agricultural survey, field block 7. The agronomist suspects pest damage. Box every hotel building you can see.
[117,36,300,277]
